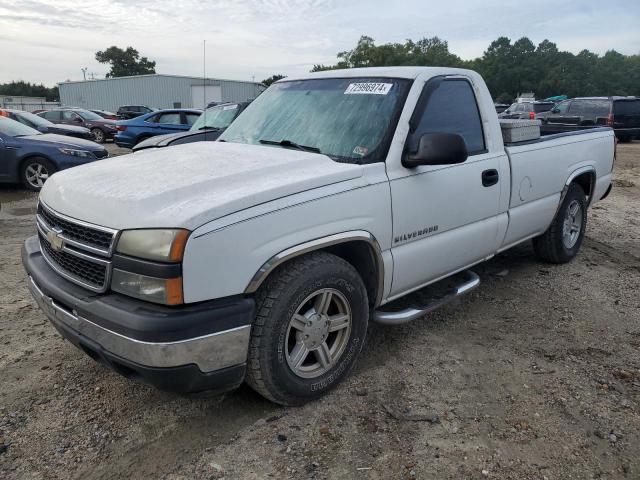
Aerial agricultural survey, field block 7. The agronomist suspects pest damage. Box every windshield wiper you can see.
[259,138,321,154]
[198,126,220,131]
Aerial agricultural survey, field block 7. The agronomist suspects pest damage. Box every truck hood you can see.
[133,129,222,151]
[40,141,364,230]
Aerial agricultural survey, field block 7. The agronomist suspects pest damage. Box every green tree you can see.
[261,74,286,87]
[0,81,58,101]
[95,46,156,78]
[314,35,640,100]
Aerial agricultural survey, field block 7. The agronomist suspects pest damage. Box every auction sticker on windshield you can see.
[344,83,393,95]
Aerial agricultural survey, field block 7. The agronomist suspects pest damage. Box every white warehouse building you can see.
[58,74,265,112]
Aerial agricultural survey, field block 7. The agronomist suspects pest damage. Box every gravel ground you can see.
[1,142,639,479]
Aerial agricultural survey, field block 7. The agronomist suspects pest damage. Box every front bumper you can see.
[22,236,254,394]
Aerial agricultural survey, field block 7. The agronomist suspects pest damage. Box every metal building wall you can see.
[58,75,264,111]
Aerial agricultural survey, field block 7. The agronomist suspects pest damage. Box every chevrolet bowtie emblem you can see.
[47,227,64,251]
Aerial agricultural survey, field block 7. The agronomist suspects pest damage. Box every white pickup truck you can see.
[23,67,615,405]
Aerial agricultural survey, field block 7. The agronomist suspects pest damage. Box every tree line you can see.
[0,81,59,102]
[271,36,640,103]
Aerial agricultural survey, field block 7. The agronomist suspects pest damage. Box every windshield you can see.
[76,109,103,121]
[504,103,518,113]
[219,77,411,163]
[18,111,52,127]
[0,116,41,136]
[190,104,240,131]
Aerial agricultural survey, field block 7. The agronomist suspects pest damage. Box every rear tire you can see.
[245,251,368,406]
[20,157,56,191]
[533,183,587,263]
[91,128,105,143]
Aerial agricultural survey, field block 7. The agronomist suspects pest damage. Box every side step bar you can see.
[372,270,480,326]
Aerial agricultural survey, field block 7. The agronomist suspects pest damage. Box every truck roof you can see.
[283,66,478,82]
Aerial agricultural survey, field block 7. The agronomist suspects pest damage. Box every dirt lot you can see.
[1,142,639,479]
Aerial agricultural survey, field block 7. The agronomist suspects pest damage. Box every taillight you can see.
[116,125,127,132]
[529,111,535,120]
[606,114,614,126]
[0,110,8,117]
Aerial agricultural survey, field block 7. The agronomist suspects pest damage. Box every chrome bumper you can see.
[27,276,251,372]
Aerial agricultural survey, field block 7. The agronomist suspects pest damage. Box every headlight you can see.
[58,147,93,158]
[111,269,183,305]
[116,229,189,262]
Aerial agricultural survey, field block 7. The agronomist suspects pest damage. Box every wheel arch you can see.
[565,167,596,205]
[244,231,384,308]
[18,153,56,176]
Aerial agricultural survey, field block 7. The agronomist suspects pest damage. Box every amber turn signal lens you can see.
[169,230,190,262]
[165,277,184,305]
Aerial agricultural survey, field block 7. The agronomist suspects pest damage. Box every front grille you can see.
[39,233,107,290]
[37,203,114,251]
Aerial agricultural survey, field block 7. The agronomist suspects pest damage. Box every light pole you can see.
[81,67,88,81]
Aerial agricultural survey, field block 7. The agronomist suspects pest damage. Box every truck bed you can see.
[499,127,615,250]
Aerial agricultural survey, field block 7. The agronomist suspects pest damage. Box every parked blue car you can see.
[114,109,202,148]
[0,116,108,191]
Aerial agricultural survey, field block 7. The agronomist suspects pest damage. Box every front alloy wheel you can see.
[285,288,352,379]
[91,128,105,143]
[21,158,56,191]
[245,251,369,405]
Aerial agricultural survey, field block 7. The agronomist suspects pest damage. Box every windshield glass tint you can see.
[191,104,239,131]
[76,109,103,120]
[0,116,41,136]
[219,77,411,163]
[19,111,52,127]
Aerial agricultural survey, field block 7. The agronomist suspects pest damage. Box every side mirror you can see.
[403,132,468,168]
[551,108,559,113]
[74,117,83,123]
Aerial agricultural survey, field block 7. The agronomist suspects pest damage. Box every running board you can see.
[372,270,480,326]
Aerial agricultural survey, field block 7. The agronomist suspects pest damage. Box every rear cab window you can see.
[613,100,640,115]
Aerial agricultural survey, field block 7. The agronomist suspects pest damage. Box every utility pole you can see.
[81,67,88,81]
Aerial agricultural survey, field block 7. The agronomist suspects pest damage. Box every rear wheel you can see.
[533,183,587,263]
[20,157,56,191]
[245,252,368,405]
[91,128,105,143]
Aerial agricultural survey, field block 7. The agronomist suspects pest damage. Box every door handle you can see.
[481,169,499,187]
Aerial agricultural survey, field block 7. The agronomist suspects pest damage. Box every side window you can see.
[568,101,585,114]
[411,79,485,155]
[554,101,570,114]
[515,104,526,112]
[185,113,200,126]
[156,113,182,125]
[62,111,79,121]
[44,110,61,121]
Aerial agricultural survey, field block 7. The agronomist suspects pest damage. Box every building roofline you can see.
[58,73,263,87]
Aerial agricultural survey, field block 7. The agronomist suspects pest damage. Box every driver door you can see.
[388,77,505,298]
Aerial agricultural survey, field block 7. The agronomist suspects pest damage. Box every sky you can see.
[1,0,639,86]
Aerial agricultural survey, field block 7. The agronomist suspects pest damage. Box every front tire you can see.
[20,157,56,191]
[91,128,105,143]
[245,252,369,406]
[533,183,587,263]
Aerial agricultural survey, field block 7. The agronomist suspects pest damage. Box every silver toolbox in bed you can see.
[500,119,541,143]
